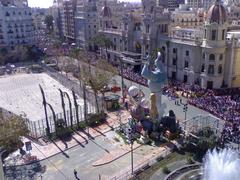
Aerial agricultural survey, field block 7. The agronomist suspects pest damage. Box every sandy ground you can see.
[0,73,84,121]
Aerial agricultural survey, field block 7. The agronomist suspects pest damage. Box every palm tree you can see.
[53,40,62,68]
[90,34,113,61]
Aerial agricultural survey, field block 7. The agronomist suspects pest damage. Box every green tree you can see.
[91,34,113,61]
[0,116,29,152]
[69,48,90,126]
[44,15,54,32]
[81,59,117,113]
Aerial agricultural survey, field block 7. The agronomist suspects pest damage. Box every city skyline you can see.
[28,0,141,8]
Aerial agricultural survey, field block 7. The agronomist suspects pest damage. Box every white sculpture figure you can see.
[141,52,167,119]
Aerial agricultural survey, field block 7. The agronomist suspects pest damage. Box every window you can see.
[222,29,225,40]
[211,30,217,40]
[184,61,189,68]
[184,75,188,83]
[218,65,222,74]
[202,53,205,59]
[208,65,214,74]
[201,64,205,72]
[173,48,177,53]
[186,50,189,56]
[219,54,223,61]
[162,46,165,52]
[209,54,215,61]
[146,44,149,50]
[173,58,177,65]
[146,25,149,33]
[204,29,207,38]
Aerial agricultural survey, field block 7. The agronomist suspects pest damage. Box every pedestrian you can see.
[74,169,77,177]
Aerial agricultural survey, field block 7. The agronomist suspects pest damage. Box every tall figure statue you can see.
[141,52,167,120]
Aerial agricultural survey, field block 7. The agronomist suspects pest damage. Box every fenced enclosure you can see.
[0,63,103,139]
[181,114,225,137]
[25,102,100,138]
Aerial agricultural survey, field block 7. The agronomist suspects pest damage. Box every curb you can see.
[92,144,142,167]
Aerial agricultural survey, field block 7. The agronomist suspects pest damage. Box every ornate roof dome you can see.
[100,1,112,18]
[206,0,227,24]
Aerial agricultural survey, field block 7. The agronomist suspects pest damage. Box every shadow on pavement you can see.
[4,161,46,180]
[51,141,70,158]
[90,139,110,154]
[81,129,95,140]
[71,136,85,148]
[73,130,88,144]
[91,127,106,137]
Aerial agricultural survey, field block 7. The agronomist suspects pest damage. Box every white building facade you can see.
[0,1,35,48]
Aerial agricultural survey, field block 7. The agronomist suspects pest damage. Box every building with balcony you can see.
[0,0,35,48]
[70,0,240,89]
[62,0,77,42]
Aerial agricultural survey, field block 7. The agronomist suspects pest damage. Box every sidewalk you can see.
[4,110,131,166]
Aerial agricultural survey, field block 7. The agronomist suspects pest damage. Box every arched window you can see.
[218,65,222,74]
[209,54,215,61]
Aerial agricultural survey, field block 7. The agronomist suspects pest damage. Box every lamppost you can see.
[39,85,50,136]
[72,89,79,126]
[119,56,125,103]
[127,127,134,175]
[0,147,6,180]
[183,103,188,120]
[59,89,67,125]
[46,103,56,126]
[59,89,73,128]
[63,92,73,128]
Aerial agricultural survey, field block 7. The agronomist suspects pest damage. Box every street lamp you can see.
[46,103,56,126]
[72,89,80,126]
[39,85,50,137]
[127,128,134,175]
[119,56,125,103]
[59,89,67,125]
[183,103,188,120]
[63,92,73,128]
[59,89,73,128]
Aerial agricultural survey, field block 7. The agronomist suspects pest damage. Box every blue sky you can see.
[28,0,141,8]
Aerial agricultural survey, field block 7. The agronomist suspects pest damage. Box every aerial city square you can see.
[0,0,240,179]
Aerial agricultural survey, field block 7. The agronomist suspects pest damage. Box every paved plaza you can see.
[0,73,86,121]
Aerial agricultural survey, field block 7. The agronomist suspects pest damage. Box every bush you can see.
[87,112,106,127]
[55,119,72,139]
[187,157,194,164]
[162,166,171,174]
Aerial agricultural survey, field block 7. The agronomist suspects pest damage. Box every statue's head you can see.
[154,52,162,69]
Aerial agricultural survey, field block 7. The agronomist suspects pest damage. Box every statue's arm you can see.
[141,63,150,78]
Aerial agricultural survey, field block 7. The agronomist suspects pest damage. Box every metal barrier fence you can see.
[181,114,225,137]
[26,102,100,138]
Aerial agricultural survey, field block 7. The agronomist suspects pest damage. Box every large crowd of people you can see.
[163,81,240,144]
[119,67,148,86]
[35,30,239,145]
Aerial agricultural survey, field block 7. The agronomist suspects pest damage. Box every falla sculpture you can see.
[141,52,167,120]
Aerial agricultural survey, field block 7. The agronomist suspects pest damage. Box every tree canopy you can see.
[44,15,54,32]
[0,115,29,152]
